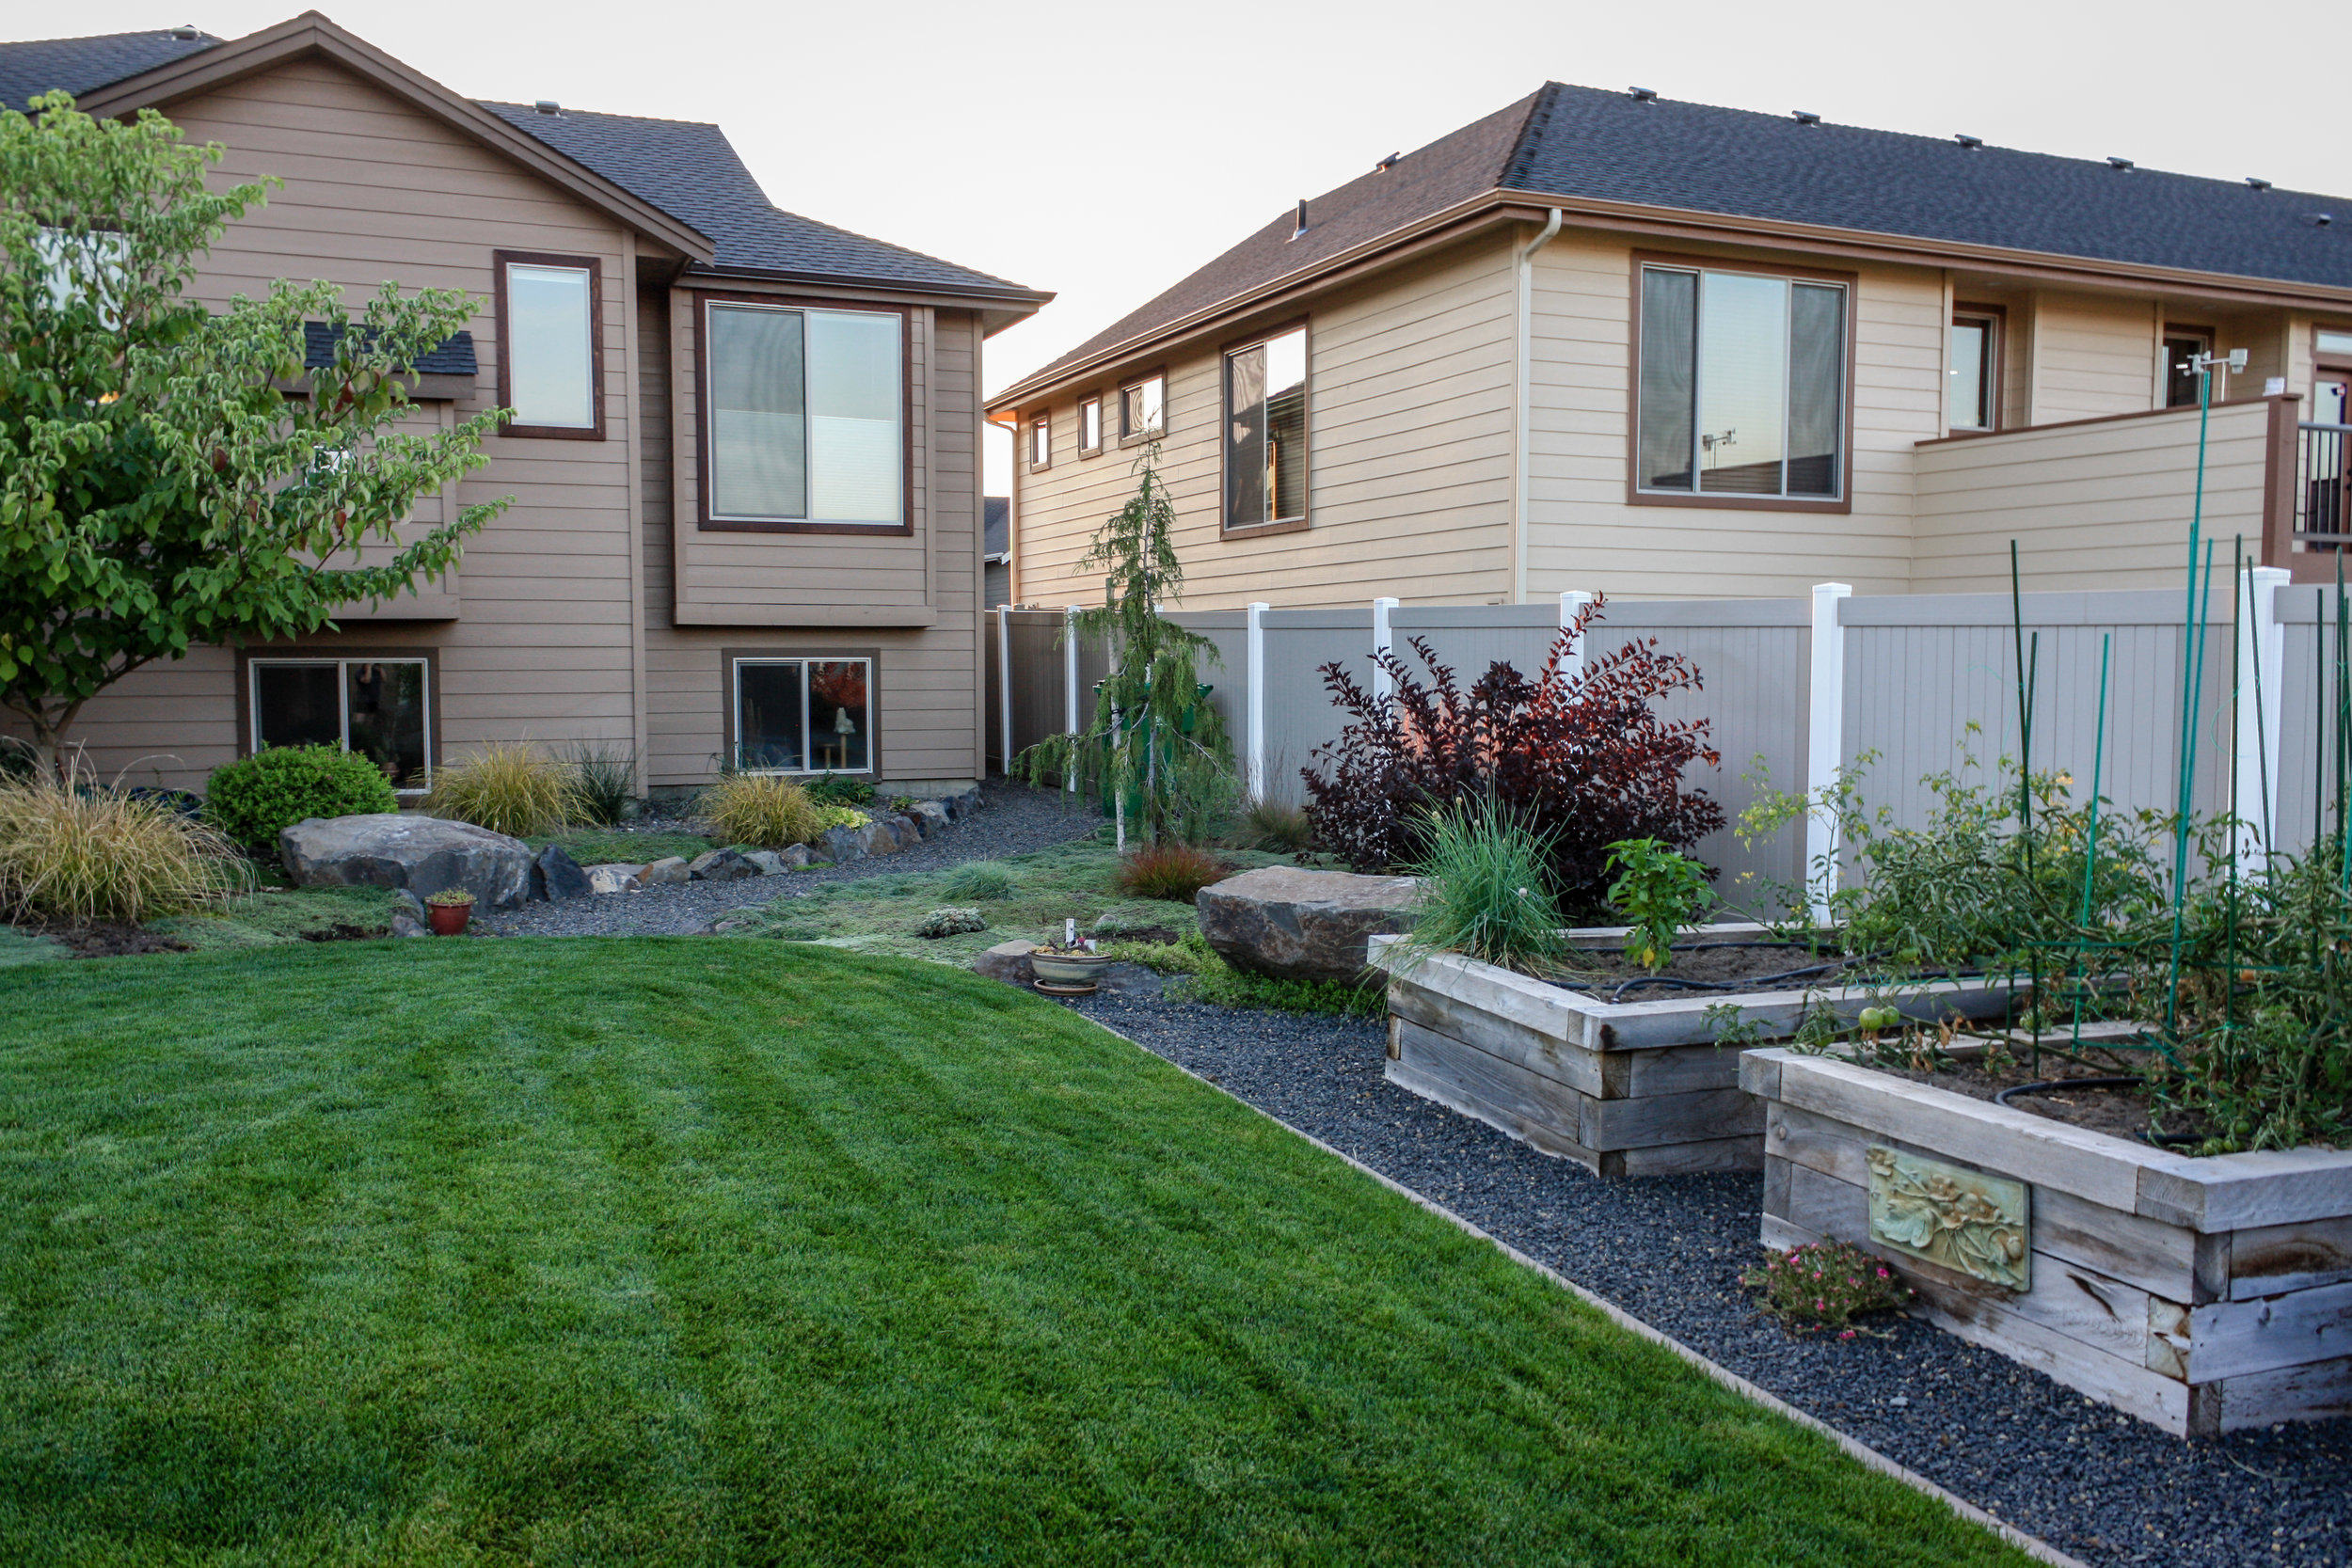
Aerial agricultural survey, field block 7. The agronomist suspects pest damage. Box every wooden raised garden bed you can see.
[1367,927,2018,1179]
[1741,1048,2352,1435]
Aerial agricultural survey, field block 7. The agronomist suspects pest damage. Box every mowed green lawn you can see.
[0,942,2025,1566]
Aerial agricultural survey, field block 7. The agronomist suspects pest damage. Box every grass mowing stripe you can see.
[0,940,2030,1566]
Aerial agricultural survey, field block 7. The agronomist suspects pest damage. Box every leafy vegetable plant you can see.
[1603,836,1715,971]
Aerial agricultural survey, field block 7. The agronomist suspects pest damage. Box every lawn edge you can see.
[1073,1010,2089,1568]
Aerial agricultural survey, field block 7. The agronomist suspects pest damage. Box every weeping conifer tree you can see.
[1011,446,1232,847]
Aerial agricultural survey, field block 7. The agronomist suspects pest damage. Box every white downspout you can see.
[1512,208,1564,606]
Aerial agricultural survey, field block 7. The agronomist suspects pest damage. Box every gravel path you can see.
[1058,984,2350,1568]
[478,780,1107,938]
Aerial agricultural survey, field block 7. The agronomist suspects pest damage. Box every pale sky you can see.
[19,0,2342,497]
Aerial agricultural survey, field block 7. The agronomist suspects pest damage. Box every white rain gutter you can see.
[1511,208,1564,604]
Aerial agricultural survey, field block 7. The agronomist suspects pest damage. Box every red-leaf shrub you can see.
[1113,843,1232,902]
[1300,595,1724,906]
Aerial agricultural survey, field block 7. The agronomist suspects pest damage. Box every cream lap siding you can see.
[18,54,642,788]
[1523,238,1937,600]
[2030,290,2160,422]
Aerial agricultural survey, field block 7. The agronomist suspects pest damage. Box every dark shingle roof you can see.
[302,321,475,376]
[984,496,1008,559]
[480,102,1036,297]
[0,26,220,111]
[1013,82,2352,394]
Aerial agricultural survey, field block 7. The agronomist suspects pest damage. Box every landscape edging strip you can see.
[1075,1013,2090,1568]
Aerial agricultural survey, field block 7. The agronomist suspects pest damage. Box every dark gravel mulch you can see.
[1057,982,2350,1568]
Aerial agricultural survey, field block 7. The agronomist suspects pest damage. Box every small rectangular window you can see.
[251,657,430,790]
[733,657,872,774]
[1636,261,1847,501]
[1224,325,1308,529]
[705,301,902,527]
[1948,312,1999,432]
[1078,395,1103,454]
[1029,414,1051,468]
[497,254,598,435]
[1120,374,1165,441]
[2164,329,2213,408]
[2320,329,2352,357]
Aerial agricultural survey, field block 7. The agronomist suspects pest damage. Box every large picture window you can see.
[249,657,430,791]
[705,301,903,529]
[495,252,600,437]
[733,657,873,774]
[1636,261,1847,500]
[1224,325,1307,530]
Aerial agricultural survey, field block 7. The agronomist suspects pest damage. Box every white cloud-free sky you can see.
[20,0,2342,494]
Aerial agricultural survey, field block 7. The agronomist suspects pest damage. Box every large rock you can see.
[972,938,1036,986]
[689,847,759,881]
[906,800,950,839]
[639,856,691,887]
[818,823,866,864]
[1195,866,1419,985]
[532,844,593,901]
[279,813,533,911]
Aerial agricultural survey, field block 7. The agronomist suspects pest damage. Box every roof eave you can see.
[72,10,716,263]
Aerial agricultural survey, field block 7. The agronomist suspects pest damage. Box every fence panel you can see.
[1168,610,1250,759]
[1389,604,1562,686]
[1258,610,1375,807]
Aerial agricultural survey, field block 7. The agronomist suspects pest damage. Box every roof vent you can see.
[168,24,200,39]
[2107,156,2134,171]
[1374,150,1400,173]
[1791,110,1820,125]
[1954,133,1982,150]
[1629,87,1658,103]
[2246,176,2271,191]
[2312,213,2335,229]
[534,100,560,115]
[1289,198,1308,241]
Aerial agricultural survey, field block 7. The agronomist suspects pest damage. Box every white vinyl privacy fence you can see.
[988,572,2327,909]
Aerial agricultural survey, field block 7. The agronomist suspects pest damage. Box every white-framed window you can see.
[733,657,873,774]
[706,300,903,527]
[1078,394,1103,454]
[1223,325,1308,529]
[249,657,431,792]
[1029,413,1051,468]
[1120,373,1165,441]
[495,252,599,436]
[1636,262,1848,499]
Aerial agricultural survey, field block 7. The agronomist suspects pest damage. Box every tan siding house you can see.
[992,86,2352,610]
[6,15,1044,798]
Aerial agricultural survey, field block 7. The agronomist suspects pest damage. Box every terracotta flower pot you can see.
[426,901,473,936]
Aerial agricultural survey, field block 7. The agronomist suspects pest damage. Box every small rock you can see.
[705,907,771,935]
[818,824,866,864]
[742,849,789,876]
[532,844,593,901]
[392,888,428,923]
[778,844,814,868]
[1889,1396,1910,1407]
[907,800,950,839]
[688,847,759,882]
[638,856,691,887]
[586,863,644,895]
[917,906,987,938]
[389,911,429,939]
[972,938,1036,985]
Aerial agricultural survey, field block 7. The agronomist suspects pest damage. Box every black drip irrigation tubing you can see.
[1993,1076,2205,1148]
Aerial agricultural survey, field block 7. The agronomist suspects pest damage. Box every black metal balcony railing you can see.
[2300,421,2352,548]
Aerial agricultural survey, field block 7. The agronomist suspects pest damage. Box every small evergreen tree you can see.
[1011,447,1232,846]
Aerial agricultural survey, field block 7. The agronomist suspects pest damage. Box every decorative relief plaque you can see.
[1866,1145,2029,1291]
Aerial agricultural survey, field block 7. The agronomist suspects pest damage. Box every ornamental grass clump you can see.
[1112,843,1230,902]
[699,773,857,849]
[563,740,638,826]
[1740,1240,1913,1338]
[938,861,1017,901]
[1401,802,1567,976]
[427,743,576,838]
[0,764,248,924]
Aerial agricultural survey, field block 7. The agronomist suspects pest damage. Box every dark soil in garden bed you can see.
[1556,940,1862,997]
[32,922,191,958]
[1878,1053,2212,1145]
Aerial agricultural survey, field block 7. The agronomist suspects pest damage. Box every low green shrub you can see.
[1104,929,1384,1019]
[0,766,248,924]
[916,907,986,938]
[203,743,398,851]
[1603,836,1716,972]
[804,776,875,809]
[1740,1241,1913,1338]
[1112,843,1230,902]
[427,743,576,838]
[1400,802,1566,975]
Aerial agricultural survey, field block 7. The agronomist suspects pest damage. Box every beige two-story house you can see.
[3,13,1047,798]
[990,85,2352,608]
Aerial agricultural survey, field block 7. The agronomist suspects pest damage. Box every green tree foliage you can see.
[0,94,509,768]
[1012,447,1232,845]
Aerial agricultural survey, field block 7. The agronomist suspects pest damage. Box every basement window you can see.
[250,657,430,791]
[733,657,873,774]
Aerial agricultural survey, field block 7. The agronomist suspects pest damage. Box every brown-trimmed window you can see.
[1637,261,1847,499]
[1120,373,1165,442]
[732,656,873,774]
[1224,325,1308,530]
[2164,327,2214,408]
[1078,394,1103,455]
[249,657,431,792]
[494,251,601,437]
[705,299,903,527]
[1029,413,1051,469]
[1948,309,2000,432]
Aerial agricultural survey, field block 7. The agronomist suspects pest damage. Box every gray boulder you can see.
[818,824,867,864]
[392,888,428,923]
[389,911,429,939]
[585,863,644,895]
[972,938,1036,986]
[532,844,593,901]
[639,856,691,887]
[1195,866,1419,985]
[689,847,759,881]
[742,849,789,876]
[279,813,533,911]
[942,785,983,822]
[906,800,950,839]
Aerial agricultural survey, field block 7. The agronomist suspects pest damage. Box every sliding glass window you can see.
[1224,325,1307,530]
[706,301,902,527]
[250,657,430,791]
[1636,263,1846,499]
[734,657,872,774]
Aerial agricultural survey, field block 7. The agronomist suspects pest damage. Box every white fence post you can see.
[1246,601,1269,802]
[1558,590,1594,684]
[2233,565,2290,872]
[1804,582,1852,924]
[1064,604,1083,796]
[996,604,1013,776]
[1372,596,1400,700]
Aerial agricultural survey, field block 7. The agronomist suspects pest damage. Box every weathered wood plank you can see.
[1904,1261,2199,1433]
[2231,1214,2352,1300]
[2217,1353,2352,1431]
[1384,1026,1597,1169]
[1738,1049,1783,1101]
[1368,942,1577,1042]
[2185,1279,2352,1382]
[1784,1160,1868,1238]
[1621,1041,1747,1099]
[1763,1153,1792,1220]
[1581,1085,1762,1152]
[1389,978,1602,1097]
[2137,1147,2352,1233]
[1613,1135,1765,1176]
[1591,976,2016,1052]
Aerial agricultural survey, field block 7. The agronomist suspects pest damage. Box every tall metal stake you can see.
[2072,634,2111,1049]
